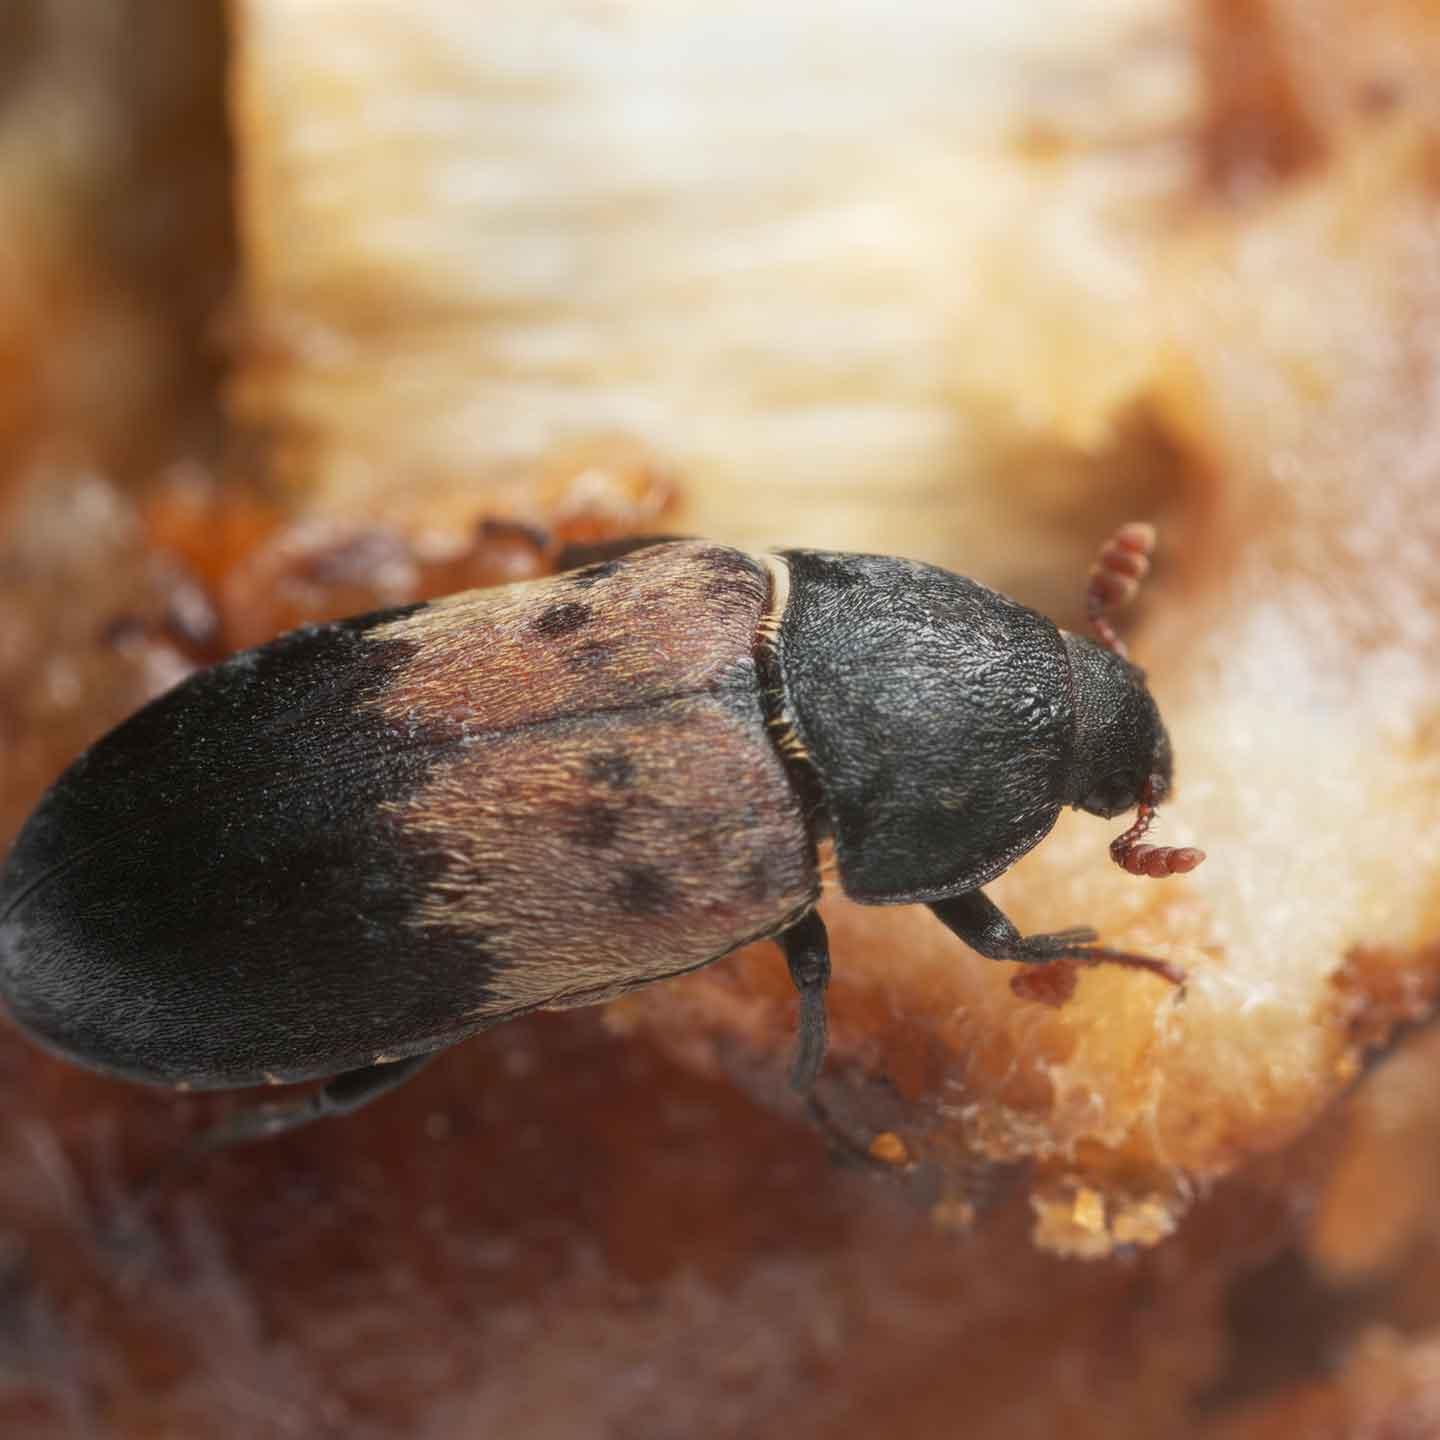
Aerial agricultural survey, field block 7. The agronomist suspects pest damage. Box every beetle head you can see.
[1063,632,1202,879]
[1064,636,1170,820]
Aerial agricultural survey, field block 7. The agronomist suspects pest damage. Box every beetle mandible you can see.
[0,524,1203,1147]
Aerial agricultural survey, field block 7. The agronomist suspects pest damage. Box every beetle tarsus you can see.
[1010,925,1099,959]
[779,910,831,1093]
[1066,946,1187,989]
[188,1054,433,1155]
[928,889,1184,988]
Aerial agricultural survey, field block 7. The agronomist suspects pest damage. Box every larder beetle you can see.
[0,523,1202,1146]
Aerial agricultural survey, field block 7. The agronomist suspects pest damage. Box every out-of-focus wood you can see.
[0,1,232,492]
[229,0,1194,589]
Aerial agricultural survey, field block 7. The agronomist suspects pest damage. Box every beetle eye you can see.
[1078,771,1141,820]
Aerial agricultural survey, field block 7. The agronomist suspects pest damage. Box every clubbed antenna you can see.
[1086,521,1156,659]
[1110,776,1206,878]
[1084,524,1206,878]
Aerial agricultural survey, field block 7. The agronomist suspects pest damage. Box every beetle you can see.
[0,523,1202,1147]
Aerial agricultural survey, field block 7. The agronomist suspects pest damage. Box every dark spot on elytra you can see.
[744,858,775,902]
[568,641,613,673]
[614,865,674,915]
[699,546,764,601]
[586,754,635,789]
[534,602,593,639]
[700,546,748,574]
[569,560,621,588]
[574,803,622,848]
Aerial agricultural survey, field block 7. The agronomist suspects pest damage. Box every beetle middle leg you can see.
[928,890,1184,987]
[188,1054,435,1155]
[778,909,831,1094]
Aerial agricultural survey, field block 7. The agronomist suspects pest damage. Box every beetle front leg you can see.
[778,910,831,1094]
[188,1053,434,1154]
[928,890,1184,987]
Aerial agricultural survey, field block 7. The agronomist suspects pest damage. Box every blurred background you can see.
[3,2,1440,1435]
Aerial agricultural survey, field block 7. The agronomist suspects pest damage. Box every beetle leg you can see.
[778,909,831,1094]
[188,1054,434,1154]
[928,890,1184,987]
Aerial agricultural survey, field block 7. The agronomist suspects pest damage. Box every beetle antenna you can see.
[1086,521,1156,659]
[1110,775,1206,878]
